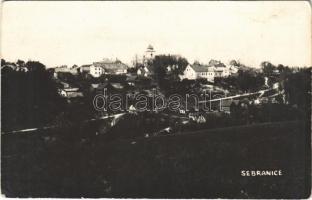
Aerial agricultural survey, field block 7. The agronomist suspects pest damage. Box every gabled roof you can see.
[63,87,79,92]
[126,75,138,82]
[66,91,83,98]
[189,64,214,73]
[93,60,128,71]
[81,64,91,68]
[111,83,124,89]
[138,67,151,76]
[147,44,154,51]
[214,68,224,72]
[190,64,208,72]
[214,63,226,68]
[92,82,125,91]
[91,84,99,89]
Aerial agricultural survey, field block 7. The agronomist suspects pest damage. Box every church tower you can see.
[144,44,155,60]
[143,44,155,67]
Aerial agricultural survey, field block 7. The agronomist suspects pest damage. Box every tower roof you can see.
[147,44,154,51]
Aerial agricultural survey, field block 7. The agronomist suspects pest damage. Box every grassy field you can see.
[1,120,310,198]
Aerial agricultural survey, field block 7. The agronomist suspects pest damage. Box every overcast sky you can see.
[1,1,311,68]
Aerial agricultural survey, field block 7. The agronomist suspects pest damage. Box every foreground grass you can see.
[1,120,310,198]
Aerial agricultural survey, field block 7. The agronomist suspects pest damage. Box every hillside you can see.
[1,120,310,198]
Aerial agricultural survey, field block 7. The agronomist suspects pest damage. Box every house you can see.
[59,81,70,89]
[209,61,232,77]
[208,60,239,77]
[80,64,91,73]
[188,113,206,123]
[90,82,125,94]
[54,65,70,73]
[180,64,215,82]
[167,65,172,72]
[196,115,206,123]
[178,104,188,114]
[126,74,138,86]
[137,67,148,77]
[54,65,82,77]
[90,64,105,77]
[137,66,151,77]
[214,67,224,78]
[137,65,154,77]
[58,87,83,98]
[89,59,128,77]
[165,64,178,74]
[54,72,75,82]
[128,105,137,113]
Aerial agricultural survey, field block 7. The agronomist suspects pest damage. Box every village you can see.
[21,44,294,138]
[2,44,306,138]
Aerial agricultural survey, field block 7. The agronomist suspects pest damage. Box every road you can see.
[198,88,272,103]
[2,112,126,135]
[3,87,277,135]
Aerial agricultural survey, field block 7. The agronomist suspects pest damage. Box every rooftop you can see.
[146,44,155,52]
[190,64,214,72]
[93,60,128,70]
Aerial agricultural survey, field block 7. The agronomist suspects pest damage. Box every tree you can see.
[217,69,264,93]
[17,59,25,67]
[151,55,189,91]
[284,68,311,110]
[1,59,6,66]
[261,61,276,77]
[26,60,46,72]
[2,60,66,131]
[127,67,137,74]
[153,55,188,74]
[229,60,239,66]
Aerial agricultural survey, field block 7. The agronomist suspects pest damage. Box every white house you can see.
[137,66,149,77]
[54,65,81,75]
[89,59,128,77]
[90,64,105,77]
[79,64,91,73]
[181,64,197,80]
[209,62,231,78]
[208,60,239,78]
[221,67,230,77]
[181,61,239,82]
[166,65,172,72]
[137,65,154,77]
[214,67,224,78]
[181,64,215,82]
[58,87,83,98]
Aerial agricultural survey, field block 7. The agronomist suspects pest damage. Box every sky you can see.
[1,1,311,68]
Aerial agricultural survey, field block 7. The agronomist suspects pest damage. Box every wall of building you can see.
[90,65,105,77]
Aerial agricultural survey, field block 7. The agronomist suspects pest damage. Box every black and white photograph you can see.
[1,1,311,198]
